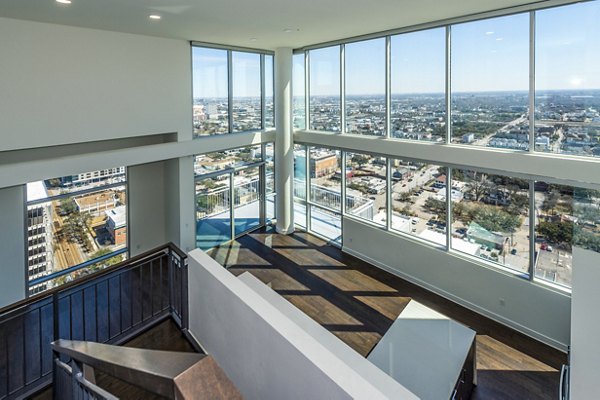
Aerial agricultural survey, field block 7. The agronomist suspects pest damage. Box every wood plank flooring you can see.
[208,227,567,400]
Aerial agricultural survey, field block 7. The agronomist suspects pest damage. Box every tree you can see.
[466,174,492,202]
[398,192,411,202]
[537,221,573,245]
[351,154,369,169]
[62,210,92,244]
[89,249,124,272]
[472,205,521,234]
[59,198,77,215]
[506,193,528,216]
[424,197,446,220]
[541,191,559,215]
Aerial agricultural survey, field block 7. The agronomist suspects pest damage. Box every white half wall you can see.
[342,217,571,350]
[187,249,417,400]
[0,186,26,307]
[0,17,192,151]
[570,247,600,400]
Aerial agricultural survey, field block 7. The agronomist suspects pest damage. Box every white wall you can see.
[0,17,192,151]
[343,217,571,350]
[570,247,600,400]
[127,162,167,256]
[187,249,417,400]
[0,186,26,307]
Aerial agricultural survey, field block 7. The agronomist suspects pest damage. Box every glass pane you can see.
[27,177,127,293]
[345,38,386,135]
[265,143,274,195]
[451,169,530,274]
[535,2,600,157]
[195,176,231,250]
[293,53,306,129]
[294,144,307,200]
[391,28,446,142]
[234,167,261,235]
[534,182,575,287]
[310,206,342,244]
[309,147,342,211]
[390,161,447,244]
[451,14,529,149]
[345,152,386,225]
[265,55,274,128]
[266,194,276,223]
[193,47,229,136]
[232,51,261,132]
[295,201,307,229]
[194,145,262,176]
[310,46,341,132]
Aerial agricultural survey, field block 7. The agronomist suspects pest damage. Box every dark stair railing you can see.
[51,340,242,400]
[0,243,188,400]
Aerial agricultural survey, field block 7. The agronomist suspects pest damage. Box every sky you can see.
[193,1,600,98]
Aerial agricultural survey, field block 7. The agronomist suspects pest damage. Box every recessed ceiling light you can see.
[283,28,293,33]
[485,31,494,35]
[250,38,257,42]
[149,14,161,20]
[56,0,72,4]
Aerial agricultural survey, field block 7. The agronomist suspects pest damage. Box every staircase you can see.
[51,339,241,399]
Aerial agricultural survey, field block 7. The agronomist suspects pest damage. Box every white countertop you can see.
[367,300,476,400]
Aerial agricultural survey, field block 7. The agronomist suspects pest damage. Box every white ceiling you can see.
[0,0,548,49]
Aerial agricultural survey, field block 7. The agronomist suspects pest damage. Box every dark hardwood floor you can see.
[208,227,567,400]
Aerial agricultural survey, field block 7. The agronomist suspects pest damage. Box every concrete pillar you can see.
[274,48,294,234]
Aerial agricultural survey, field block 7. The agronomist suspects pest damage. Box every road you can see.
[471,115,528,147]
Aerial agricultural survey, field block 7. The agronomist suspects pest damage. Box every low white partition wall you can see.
[187,249,418,400]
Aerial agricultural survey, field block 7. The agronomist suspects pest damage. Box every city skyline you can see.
[194,0,600,98]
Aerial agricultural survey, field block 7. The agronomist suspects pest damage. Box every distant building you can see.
[59,167,125,187]
[309,151,338,178]
[105,206,127,246]
[434,174,447,187]
[535,136,551,150]
[467,222,505,250]
[26,181,53,295]
[392,167,412,181]
[462,133,475,143]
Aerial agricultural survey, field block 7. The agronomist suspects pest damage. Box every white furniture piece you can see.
[367,300,477,400]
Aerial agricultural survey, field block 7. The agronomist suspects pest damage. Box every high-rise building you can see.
[26,181,53,295]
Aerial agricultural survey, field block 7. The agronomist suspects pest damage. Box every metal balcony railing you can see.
[0,243,188,400]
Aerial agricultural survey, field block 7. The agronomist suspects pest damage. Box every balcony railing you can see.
[0,243,188,400]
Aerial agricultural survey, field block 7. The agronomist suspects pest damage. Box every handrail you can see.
[0,242,188,400]
[53,340,205,398]
[52,340,242,400]
[0,242,185,316]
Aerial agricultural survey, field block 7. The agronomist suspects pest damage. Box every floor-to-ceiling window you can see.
[308,147,342,244]
[195,145,271,250]
[192,45,274,137]
[292,0,600,290]
[26,168,128,294]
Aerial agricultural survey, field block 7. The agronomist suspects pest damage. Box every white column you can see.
[275,48,294,234]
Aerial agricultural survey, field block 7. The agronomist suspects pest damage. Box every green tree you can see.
[62,210,92,244]
[472,205,521,233]
[424,197,446,220]
[537,221,573,245]
[89,249,123,272]
[59,198,77,215]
